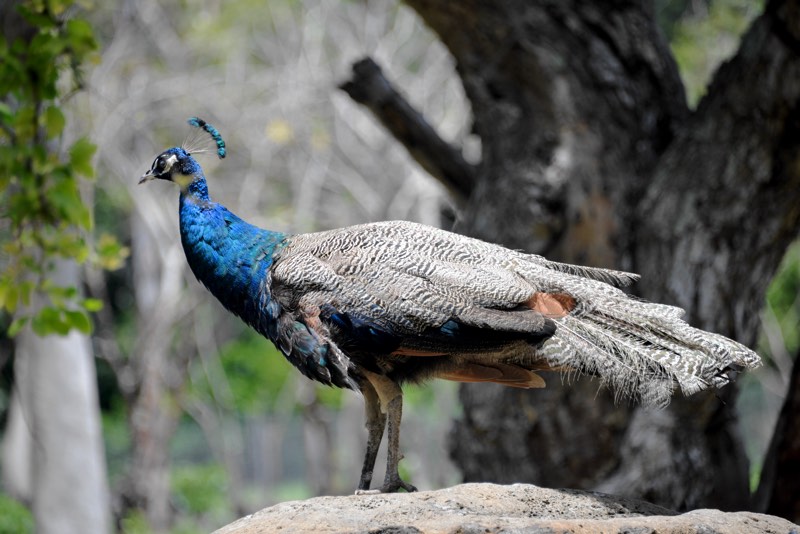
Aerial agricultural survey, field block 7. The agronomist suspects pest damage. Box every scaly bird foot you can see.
[353,474,417,494]
[379,474,417,493]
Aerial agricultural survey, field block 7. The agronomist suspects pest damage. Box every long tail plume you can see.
[528,263,760,407]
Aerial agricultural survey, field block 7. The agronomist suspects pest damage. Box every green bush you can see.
[171,463,228,517]
[0,494,34,534]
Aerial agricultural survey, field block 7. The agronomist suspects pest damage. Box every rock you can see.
[213,483,798,534]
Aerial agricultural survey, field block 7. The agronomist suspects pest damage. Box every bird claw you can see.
[354,476,417,494]
[380,476,417,493]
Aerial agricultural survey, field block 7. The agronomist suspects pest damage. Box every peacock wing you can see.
[269,221,761,407]
[269,221,562,343]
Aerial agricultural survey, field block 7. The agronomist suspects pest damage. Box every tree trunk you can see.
[398,0,800,511]
[2,261,111,534]
[121,212,188,530]
[755,349,800,522]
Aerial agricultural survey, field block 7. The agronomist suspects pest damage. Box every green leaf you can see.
[19,280,34,307]
[82,298,103,312]
[69,137,96,178]
[65,309,92,334]
[7,317,29,337]
[46,177,83,223]
[96,233,129,270]
[65,19,98,56]
[44,106,65,137]
[32,306,60,336]
[14,105,36,142]
[5,285,19,313]
[17,4,57,29]
[47,284,78,301]
[31,144,54,175]
[0,102,12,123]
[1,2,104,340]
[49,0,69,16]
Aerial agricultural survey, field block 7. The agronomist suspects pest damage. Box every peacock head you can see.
[139,147,200,189]
[139,117,226,190]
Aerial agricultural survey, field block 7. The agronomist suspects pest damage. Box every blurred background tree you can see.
[419,0,798,516]
[0,0,797,532]
[0,1,126,532]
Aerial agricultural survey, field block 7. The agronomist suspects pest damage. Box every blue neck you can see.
[185,175,210,200]
[178,174,286,333]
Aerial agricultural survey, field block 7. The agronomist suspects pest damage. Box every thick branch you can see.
[339,57,476,201]
[637,0,800,339]
[405,0,687,252]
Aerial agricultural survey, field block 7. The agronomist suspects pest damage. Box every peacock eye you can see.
[155,157,166,171]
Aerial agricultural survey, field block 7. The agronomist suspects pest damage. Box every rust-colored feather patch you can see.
[527,292,577,318]
[438,363,546,388]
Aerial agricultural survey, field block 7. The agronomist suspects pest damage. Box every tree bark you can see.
[386,0,800,511]
[616,0,800,509]
[755,349,800,522]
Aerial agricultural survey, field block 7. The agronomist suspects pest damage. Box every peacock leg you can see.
[356,371,416,493]
[381,393,417,493]
[355,381,386,492]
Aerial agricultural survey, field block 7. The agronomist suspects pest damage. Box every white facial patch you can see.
[163,153,178,172]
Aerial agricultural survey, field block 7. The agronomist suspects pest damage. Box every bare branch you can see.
[339,57,476,201]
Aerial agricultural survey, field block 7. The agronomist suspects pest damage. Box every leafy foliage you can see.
[189,326,347,414]
[0,494,34,534]
[767,243,800,333]
[762,242,800,358]
[189,330,292,414]
[668,0,764,106]
[171,463,229,517]
[0,0,127,337]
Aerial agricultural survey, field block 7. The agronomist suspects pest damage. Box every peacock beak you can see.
[138,169,156,184]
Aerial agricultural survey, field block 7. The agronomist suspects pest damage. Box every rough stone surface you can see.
[213,483,798,534]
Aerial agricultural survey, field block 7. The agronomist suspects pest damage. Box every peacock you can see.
[140,118,761,493]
